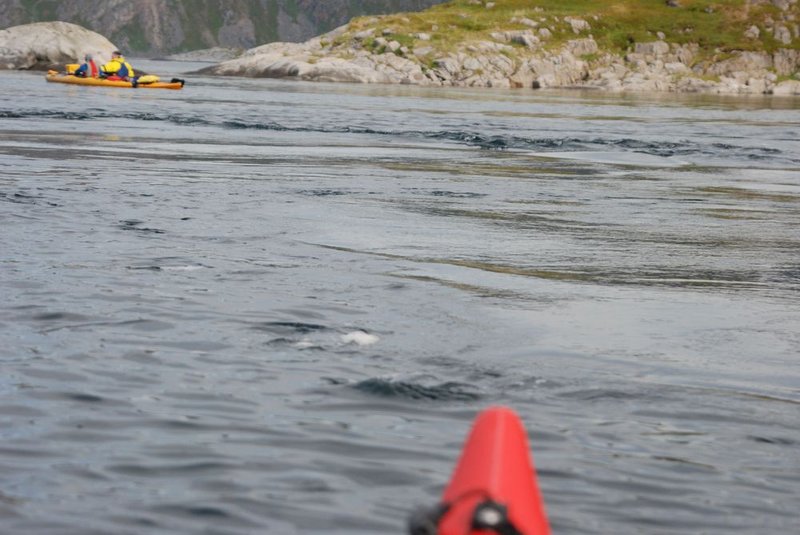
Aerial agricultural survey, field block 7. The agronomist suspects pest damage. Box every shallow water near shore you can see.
[1,59,799,534]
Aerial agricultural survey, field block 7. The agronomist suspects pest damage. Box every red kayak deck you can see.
[411,406,550,535]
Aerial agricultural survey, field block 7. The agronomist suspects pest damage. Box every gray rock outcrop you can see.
[0,21,116,70]
[199,22,800,95]
[192,0,800,95]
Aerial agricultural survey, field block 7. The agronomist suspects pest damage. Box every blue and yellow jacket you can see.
[101,55,135,79]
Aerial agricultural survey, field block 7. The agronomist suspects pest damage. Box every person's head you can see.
[112,50,122,58]
[84,53,93,61]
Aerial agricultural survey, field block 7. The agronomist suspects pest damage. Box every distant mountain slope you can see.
[0,0,448,55]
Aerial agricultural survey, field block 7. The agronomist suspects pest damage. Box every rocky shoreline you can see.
[198,30,800,95]
[3,7,799,96]
[198,8,800,96]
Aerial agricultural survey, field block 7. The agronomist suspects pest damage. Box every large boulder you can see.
[196,26,393,84]
[0,21,117,70]
[204,50,391,84]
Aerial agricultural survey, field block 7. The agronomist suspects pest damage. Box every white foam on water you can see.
[341,330,380,346]
[159,265,206,271]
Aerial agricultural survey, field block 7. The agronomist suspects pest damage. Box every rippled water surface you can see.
[1,60,799,534]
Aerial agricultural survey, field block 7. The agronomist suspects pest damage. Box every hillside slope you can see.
[0,0,448,55]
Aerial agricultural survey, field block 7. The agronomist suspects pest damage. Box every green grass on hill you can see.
[341,0,798,62]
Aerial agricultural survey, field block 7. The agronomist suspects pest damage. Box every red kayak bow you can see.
[410,407,550,535]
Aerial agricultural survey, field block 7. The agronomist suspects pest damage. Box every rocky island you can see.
[200,0,800,95]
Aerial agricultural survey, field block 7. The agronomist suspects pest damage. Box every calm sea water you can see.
[1,59,799,534]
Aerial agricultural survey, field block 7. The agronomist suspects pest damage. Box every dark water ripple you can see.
[1,65,799,534]
[3,107,798,165]
[351,377,482,401]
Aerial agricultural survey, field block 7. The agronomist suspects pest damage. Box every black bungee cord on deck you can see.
[408,489,524,535]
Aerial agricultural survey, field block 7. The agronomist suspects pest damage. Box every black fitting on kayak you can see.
[471,500,524,535]
[408,498,523,535]
[408,502,450,535]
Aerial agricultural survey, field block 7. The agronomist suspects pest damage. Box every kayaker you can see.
[100,50,135,81]
[73,54,99,78]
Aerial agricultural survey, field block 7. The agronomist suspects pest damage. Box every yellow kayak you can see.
[45,72,185,90]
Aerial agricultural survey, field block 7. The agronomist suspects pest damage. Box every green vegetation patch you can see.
[344,0,798,61]
[284,0,300,23]
[253,0,281,45]
[21,0,59,20]
[118,21,149,54]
